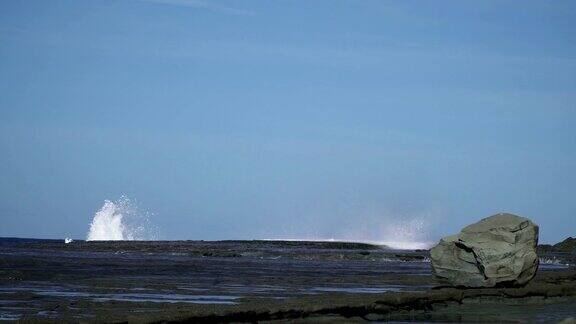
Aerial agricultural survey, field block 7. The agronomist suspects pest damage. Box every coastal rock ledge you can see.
[430,213,539,287]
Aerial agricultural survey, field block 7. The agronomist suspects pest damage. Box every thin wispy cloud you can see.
[136,0,255,15]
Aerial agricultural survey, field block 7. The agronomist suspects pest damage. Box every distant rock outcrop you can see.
[430,213,539,287]
[553,237,576,253]
[538,237,576,256]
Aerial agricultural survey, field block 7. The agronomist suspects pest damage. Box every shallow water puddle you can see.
[0,286,238,305]
[0,314,20,321]
[34,291,239,305]
[217,284,287,295]
[93,293,238,304]
[309,286,403,294]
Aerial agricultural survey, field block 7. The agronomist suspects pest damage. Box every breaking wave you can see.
[539,257,570,267]
[265,217,435,250]
[87,196,159,241]
[376,218,434,250]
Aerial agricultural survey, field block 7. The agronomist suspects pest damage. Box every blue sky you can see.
[0,0,575,243]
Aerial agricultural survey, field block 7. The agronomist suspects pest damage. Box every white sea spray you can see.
[87,196,159,241]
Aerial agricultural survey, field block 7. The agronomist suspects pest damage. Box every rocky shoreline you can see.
[158,271,576,323]
[1,237,575,322]
[16,268,576,323]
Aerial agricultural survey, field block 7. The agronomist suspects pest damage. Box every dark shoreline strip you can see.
[157,272,576,323]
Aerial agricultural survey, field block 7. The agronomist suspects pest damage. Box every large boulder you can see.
[430,213,539,287]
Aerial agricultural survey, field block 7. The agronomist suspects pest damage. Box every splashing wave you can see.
[87,196,159,241]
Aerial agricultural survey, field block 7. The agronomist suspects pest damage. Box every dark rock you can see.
[554,237,576,253]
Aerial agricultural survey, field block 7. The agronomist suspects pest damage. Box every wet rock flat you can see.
[0,238,574,322]
[9,269,576,323]
[148,270,576,323]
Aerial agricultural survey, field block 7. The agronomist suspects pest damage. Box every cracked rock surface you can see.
[430,213,539,287]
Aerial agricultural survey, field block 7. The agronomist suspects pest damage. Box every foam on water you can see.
[377,241,434,250]
[266,217,435,250]
[263,237,433,250]
[375,217,433,249]
[539,257,571,268]
[87,196,158,241]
